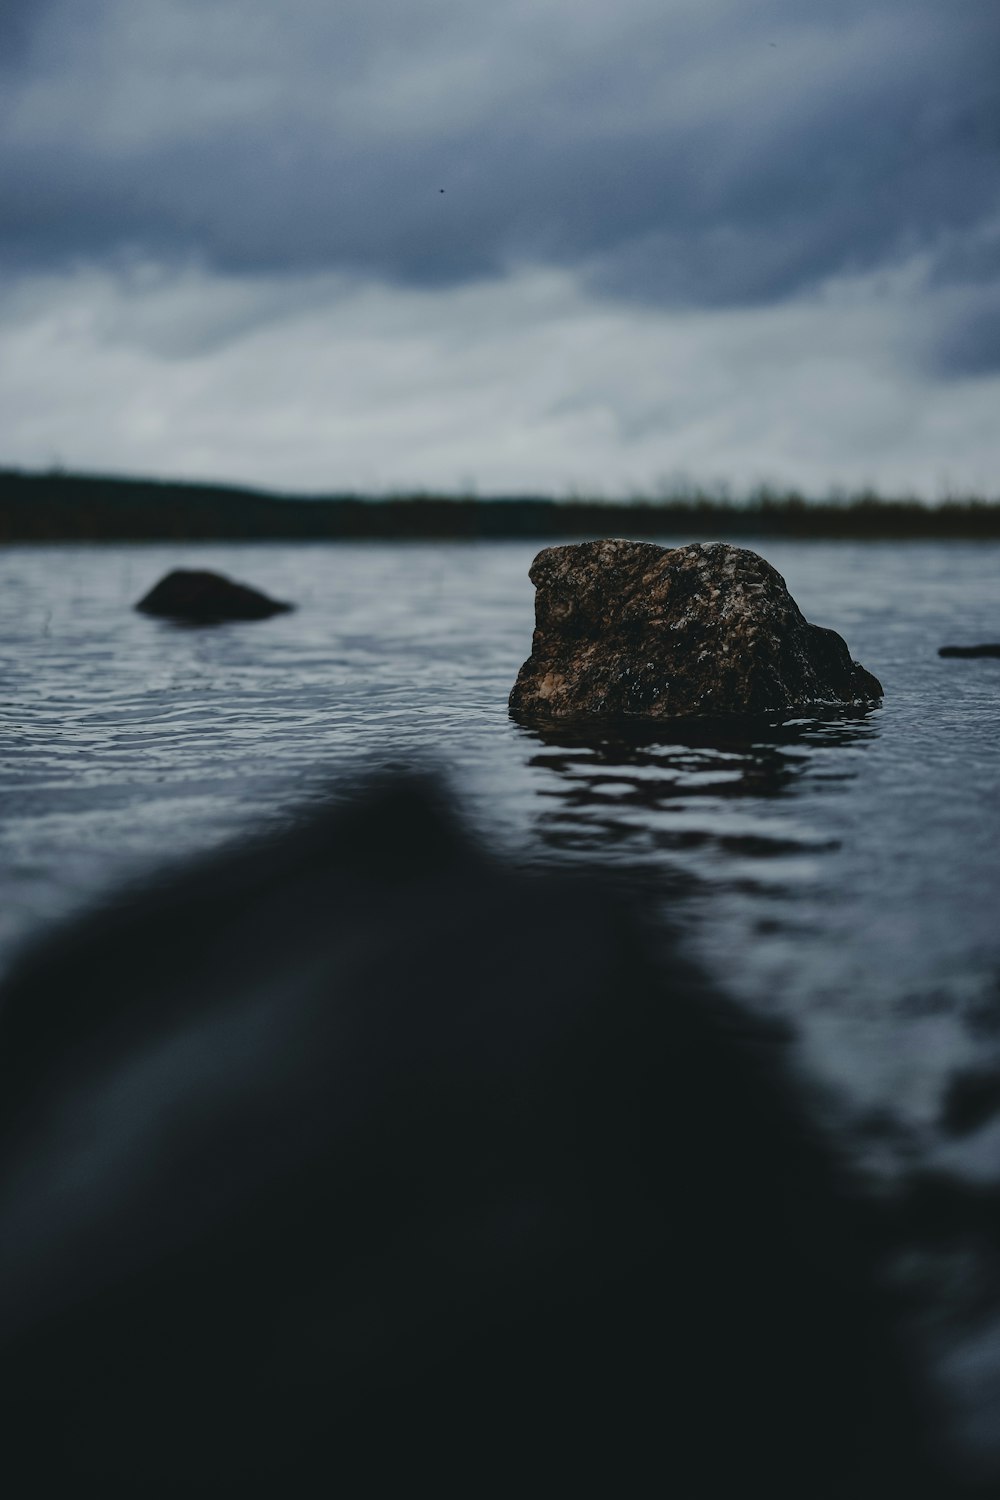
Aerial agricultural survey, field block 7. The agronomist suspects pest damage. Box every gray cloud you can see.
[1,0,998,329]
[2,0,999,496]
[924,284,1000,379]
[2,258,998,497]
[0,0,45,63]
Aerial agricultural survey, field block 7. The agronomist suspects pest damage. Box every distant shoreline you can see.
[3,467,1000,541]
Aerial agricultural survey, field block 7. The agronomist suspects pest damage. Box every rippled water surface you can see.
[2,536,1000,1457]
[3,539,999,1114]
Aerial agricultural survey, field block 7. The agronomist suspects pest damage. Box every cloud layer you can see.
[4,258,998,497]
[1,0,998,492]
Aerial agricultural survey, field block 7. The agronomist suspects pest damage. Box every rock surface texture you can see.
[509,540,882,724]
[136,569,292,622]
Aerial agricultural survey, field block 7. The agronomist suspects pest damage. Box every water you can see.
[2,536,999,1464]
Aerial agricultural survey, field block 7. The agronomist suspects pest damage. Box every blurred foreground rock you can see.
[0,775,949,1496]
[939,644,1000,659]
[510,540,883,723]
[135,567,292,621]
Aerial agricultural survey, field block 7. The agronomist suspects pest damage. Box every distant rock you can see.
[938,644,1000,659]
[135,569,292,622]
[509,540,883,724]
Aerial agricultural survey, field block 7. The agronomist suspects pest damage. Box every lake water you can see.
[2,536,999,1467]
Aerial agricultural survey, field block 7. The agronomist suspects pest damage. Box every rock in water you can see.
[938,643,1000,659]
[0,774,939,1496]
[509,539,882,724]
[135,569,292,622]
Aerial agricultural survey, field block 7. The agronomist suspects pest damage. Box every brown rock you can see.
[509,539,882,724]
[136,569,293,622]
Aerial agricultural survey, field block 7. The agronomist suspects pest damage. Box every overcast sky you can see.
[2,0,998,496]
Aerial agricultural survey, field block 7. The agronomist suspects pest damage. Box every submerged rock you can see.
[509,539,883,724]
[0,775,938,1495]
[135,568,292,622]
[939,644,1000,659]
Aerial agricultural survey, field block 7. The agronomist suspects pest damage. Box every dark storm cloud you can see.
[1,0,998,358]
[0,0,44,60]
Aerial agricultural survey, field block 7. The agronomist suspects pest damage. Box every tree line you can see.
[3,467,1000,540]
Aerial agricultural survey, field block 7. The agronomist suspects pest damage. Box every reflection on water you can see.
[518,701,1000,1478]
[518,711,876,865]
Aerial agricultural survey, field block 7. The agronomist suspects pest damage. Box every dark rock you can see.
[0,776,941,1496]
[509,539,883,724]
[939,644,1000,659]
[135,568,292,622]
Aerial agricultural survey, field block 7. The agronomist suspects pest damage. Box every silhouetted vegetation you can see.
[2,467,999,541]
